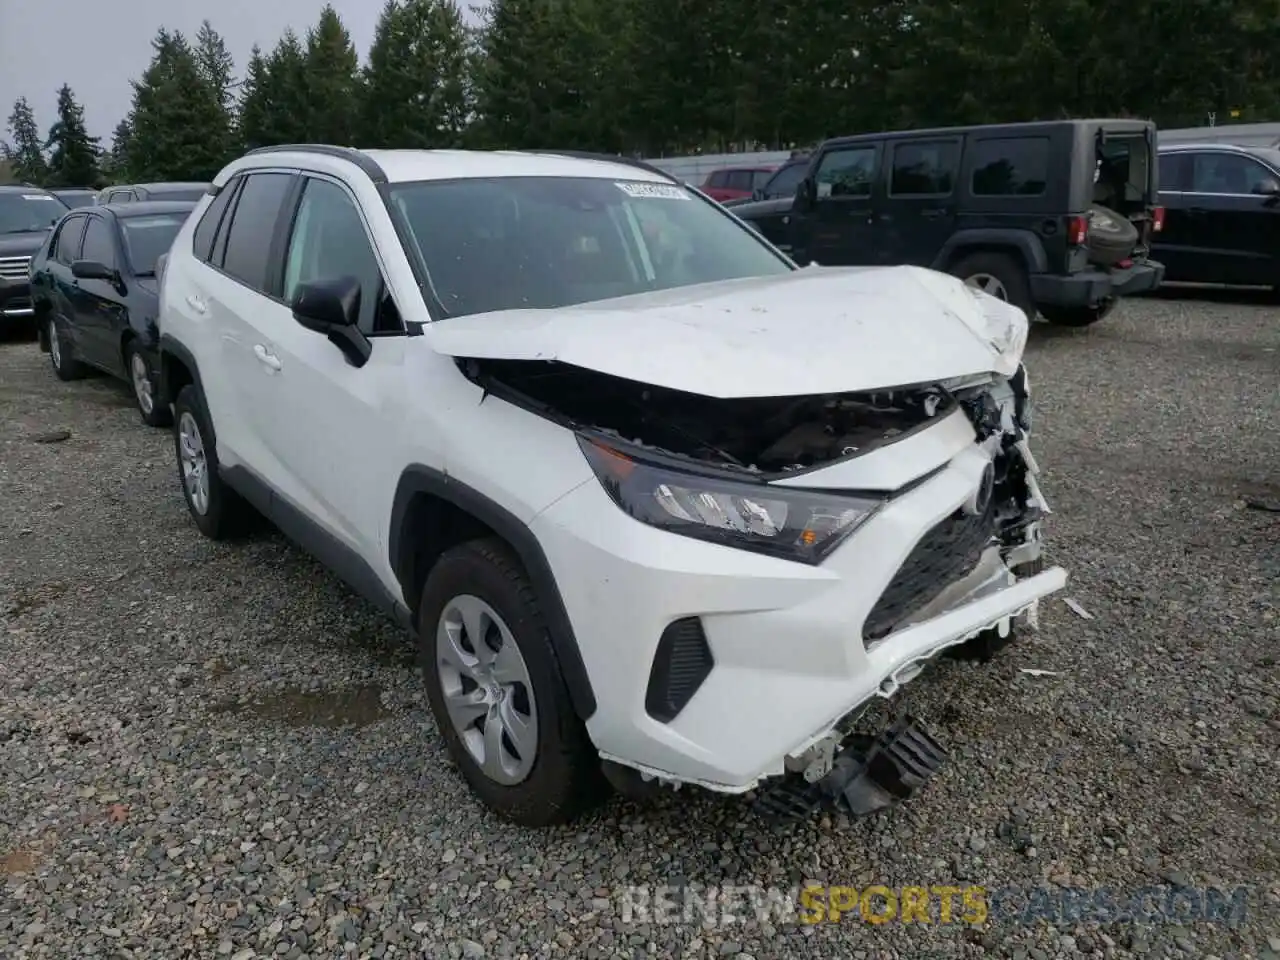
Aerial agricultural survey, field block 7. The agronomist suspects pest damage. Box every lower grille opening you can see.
[645,617,714,723]
[862,501,997,643]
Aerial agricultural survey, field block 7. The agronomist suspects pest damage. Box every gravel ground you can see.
[2,291,1278,960]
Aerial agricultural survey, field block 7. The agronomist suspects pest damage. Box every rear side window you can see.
[192,178,239,262]
[889,140,960,196]
[218,172,294,293]
[725,170,754,191]
[970,137,1049,196]
[706,170,728,188]
[53,216,86,265]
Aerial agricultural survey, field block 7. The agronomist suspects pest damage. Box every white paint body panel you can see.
[160,148,1065,797]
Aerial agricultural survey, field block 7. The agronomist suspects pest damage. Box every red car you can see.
[700,166,776,202]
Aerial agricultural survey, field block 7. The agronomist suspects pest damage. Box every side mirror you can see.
[794,178,815,212]
[1252,178,1280,196]
[290,276,371,367]
[71,259,116,282]
[750,187,765,201]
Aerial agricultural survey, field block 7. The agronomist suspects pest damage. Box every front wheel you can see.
[949,251,1036,321]
[126,342,172,428]
[419,538,610,826]
[1040,300,1116,327]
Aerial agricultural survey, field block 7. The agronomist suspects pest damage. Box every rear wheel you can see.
[949,251,1036,321]
[172,384,255,540]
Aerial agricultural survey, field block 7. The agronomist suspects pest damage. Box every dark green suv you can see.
[730,119,1166,327]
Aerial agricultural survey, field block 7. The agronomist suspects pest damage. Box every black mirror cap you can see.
[71,259,115,281]
[291,276,361,333]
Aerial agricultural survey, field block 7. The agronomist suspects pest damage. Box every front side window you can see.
[284,177,392,332]
[52,216,86,265]
[889,140,960,196]
[389,176,791,319]
[0,192,68,235]
[80,217,117,269]
[120,214,186,276]
[765,163,807,198]
[815,147,877,198]
[970,137,1049,196]
[1189,152,1276,194]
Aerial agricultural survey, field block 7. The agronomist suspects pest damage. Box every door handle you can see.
[186,294,208,315]
[253,344,282,371]
[921,208,949,220]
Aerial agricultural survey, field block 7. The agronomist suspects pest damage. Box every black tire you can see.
[47,316,86,381]
[419,537,610,826]
[949,251,1036,321]
[171,384,254,540]
[125,341,172,428]
[1040,299,1116,328]
[1085,204,1139,267]
[947,555,1046,663]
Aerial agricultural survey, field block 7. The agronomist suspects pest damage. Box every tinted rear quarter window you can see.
[970,137,1049,196]
[193,178,239,262]
[889,140,960,196]
[218,172,294,293]
[1158,153,1190,192]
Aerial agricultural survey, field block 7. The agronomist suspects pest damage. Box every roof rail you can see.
[531,150,678,182]
[243,144,387,183]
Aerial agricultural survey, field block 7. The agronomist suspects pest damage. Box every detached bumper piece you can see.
[752,715,949,827]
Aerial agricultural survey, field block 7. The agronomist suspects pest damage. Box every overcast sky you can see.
[0,0,484,143]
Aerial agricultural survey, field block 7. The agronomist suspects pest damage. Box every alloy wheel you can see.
[49,319,61,369]
[435,594,539,785]
[131,352,154,415]
[178,411,210,515]
[964,272,1009,301]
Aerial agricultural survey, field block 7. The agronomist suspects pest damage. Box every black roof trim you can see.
[531,150,678,183]
[242,144,388,183]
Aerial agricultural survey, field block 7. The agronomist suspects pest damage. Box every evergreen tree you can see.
[237,45,274,150]
[5,97,48,183]
[362,0,473,148]
[45,84,101,187]
[103,119,134,183]
[125,28,232,181]
[260,30,311,144]
[194,20,238,159]
[303,6,362,145]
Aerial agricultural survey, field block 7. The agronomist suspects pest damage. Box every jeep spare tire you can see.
[1086,204,1139,266]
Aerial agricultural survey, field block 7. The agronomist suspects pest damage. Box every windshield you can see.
[120,214,185,275]
[388,176,791,318]
[0,192,69,235]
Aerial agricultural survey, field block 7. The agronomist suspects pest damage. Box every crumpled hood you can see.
[424,264,1029,398]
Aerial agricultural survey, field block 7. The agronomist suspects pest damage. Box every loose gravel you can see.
[2,290,1278,960]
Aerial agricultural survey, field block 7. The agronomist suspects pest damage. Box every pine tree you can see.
[194,20,237,159]
[45,85,101,187]
[362,0,473,148]
[260,30,311,144]
[303,6,362,145]
[5,97,48,183]
[102,119,134,183]
[125,28,233,181]
[237,45,274,150]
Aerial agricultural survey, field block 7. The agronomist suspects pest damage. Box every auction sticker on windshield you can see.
[615,182,689,201]
[23,195,56,201]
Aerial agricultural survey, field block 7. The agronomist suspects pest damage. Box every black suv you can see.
[0,185,71,336]
[730,119,1167,326]
[1154,142,1280,288]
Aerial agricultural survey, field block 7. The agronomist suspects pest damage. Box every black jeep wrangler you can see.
[729,119,1166,326]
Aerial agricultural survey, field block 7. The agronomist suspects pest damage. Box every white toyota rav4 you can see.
[157,145,1067,826]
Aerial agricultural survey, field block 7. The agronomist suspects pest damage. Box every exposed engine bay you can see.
[465,357,1044,559]
[465,358,955,473]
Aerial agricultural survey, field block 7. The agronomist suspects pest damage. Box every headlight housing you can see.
[578,436,884,565]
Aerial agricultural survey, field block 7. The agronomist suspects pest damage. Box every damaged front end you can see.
[461,353,1051,825]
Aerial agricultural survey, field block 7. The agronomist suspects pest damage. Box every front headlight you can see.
[578,436,884,565]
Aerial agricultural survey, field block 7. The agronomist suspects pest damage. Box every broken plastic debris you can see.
[1063,597,1094,620]
[1018,668,1060,678]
